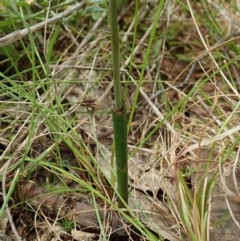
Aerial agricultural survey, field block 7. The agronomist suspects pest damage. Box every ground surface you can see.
[1,1,240,241]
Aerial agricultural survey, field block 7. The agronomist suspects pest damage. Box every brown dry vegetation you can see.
[1,0,240,241]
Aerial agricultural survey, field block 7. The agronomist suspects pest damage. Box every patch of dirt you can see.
[1,1,240,241]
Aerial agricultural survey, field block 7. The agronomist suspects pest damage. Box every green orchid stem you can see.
[109,0,122,108]
[112,107,128,207]
[109,0,128,207]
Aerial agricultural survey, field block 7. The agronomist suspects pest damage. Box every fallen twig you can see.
[0,2,86,48]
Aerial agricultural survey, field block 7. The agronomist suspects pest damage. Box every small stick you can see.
[0,2,86,47]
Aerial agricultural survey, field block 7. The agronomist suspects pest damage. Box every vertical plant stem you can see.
[112,108,128,207]
[109,0,122,108]
[109,0,128,207]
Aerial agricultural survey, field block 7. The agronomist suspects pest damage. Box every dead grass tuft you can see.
[1,1,240,240]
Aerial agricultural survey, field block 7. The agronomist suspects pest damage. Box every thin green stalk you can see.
[109,0,128,207]
[112,109,128,207]
[109,0,121,108]
[0,168,20,218]
[127,0,165,132]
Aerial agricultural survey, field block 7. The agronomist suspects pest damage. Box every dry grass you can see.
[1,0,240,240]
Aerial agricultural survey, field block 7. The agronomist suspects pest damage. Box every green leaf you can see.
[84,5,105,14]
[47,23,61,62]
[1,46,19,59]
[16,1,31,7]
[0,17,15,28]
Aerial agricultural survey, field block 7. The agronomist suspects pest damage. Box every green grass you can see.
[1,0,240,240]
